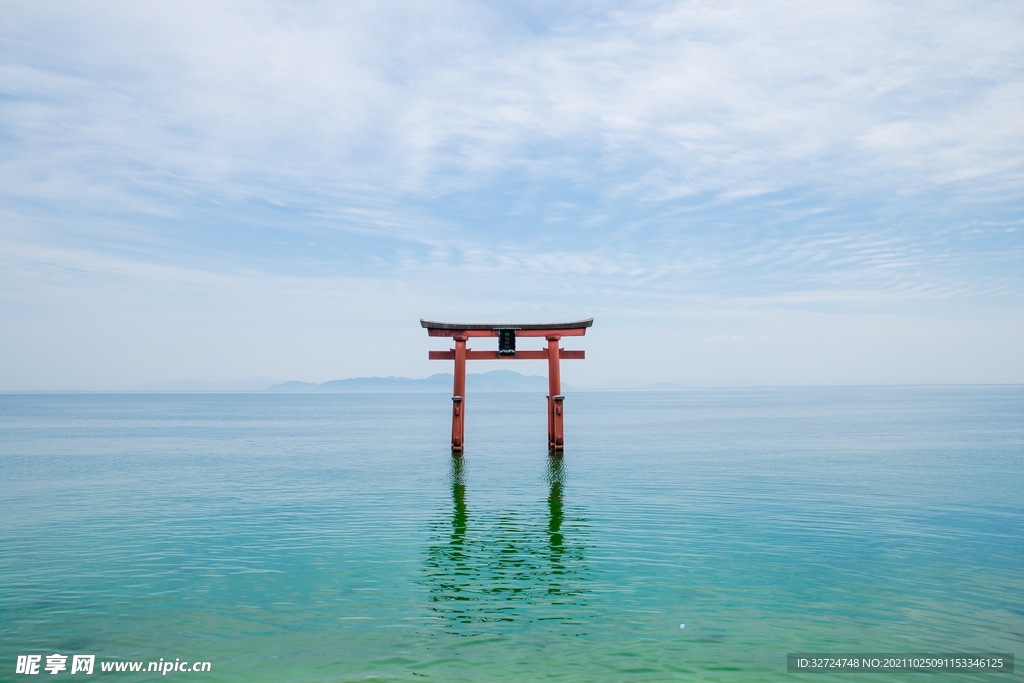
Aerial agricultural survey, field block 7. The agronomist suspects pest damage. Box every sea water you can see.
[1,387,1021,681]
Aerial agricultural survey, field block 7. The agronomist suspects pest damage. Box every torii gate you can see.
[421,318,593,452]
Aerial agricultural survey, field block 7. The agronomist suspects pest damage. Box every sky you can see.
[1,0,1022,390]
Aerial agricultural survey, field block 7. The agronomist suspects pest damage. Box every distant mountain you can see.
[265,370,565,393]
[134,377,281,392]
[267,375,450,393]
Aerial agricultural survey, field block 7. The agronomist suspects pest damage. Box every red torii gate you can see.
[421,318,593,452]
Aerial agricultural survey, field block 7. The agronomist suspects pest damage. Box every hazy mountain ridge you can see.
[129,371,566,393]
[266,370,562,393]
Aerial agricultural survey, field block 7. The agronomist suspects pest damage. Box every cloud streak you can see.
[0,0,1021,388]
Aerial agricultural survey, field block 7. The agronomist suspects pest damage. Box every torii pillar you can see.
[421,318,593,452]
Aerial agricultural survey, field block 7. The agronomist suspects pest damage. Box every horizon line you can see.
[2,382,1022,395]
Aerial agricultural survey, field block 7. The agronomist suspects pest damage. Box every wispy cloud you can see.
[1,0,1021,388]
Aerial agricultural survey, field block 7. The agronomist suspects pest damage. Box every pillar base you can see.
[548,395,565,451]
[451,395,464,452]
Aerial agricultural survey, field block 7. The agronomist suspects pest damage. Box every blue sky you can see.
[1,0,1022,390]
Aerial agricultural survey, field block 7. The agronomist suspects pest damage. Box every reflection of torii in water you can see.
[423,456,589,633]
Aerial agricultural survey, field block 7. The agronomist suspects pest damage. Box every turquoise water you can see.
[1,387,1022,681]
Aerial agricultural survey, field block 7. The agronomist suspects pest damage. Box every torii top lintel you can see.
[420,318,593,338]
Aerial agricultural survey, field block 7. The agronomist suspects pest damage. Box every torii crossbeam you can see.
[421,318,593,452]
